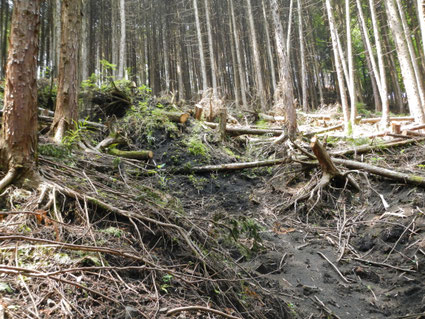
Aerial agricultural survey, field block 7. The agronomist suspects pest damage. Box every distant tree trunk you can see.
[0,0,41,189]
[270,0,297,139]
[117,0,126,79]
[80,0,89,82]
[162,22,170,93]
[53,0,61,77]
[193,0,208,92]
[346,0,356,125]
[325,0,350,132]
[246,0,267,110]
[419,0,425,57]
[229,0,248,110]
[369,0,389,126]
[50,0,82,144]
[228,6,241,106]
[385,0,425,122]
[286,0,294,58]
[262,0,276,94]
[395,0,425,107]
[297,0,308,112]
[204,0,218,98]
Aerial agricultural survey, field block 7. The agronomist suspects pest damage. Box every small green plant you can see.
[160,274,173,293]
[100,227,123,238]
[348,137,371,147]
[62,118,90,150]
[228,217,264,253]
[255,119,268,129]
[188,175,208,191]
[38,144,70,158]
[186,137,209,158]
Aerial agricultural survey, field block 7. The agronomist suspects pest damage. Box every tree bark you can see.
[270,0,297,139]
[0,0,41,189]
[246,0,267,110]
[297,0,308,112]
[229,0,248,110]
[385,0,425,122]
[50,0,82,144]
[118,0,126,79]
[325,0,350,133]
[204,0,218,98]
[262,0,276,94]
[193,0,208,92]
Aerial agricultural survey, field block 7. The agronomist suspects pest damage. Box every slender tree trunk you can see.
[246,0,267,110]
[229,0,248,109]
[262,0,276,94]
[163,22,170,93]
[228,6,241,106]
[204,0,218,98]
[346,0,356,125]
[80,0,89,82]
[395,0,425,108]
[270,0,297,139]
[286,0,293,58]
[369,0,389,126]
[326,0,350,132]
[1,0,41,186]
[419,0,425,57]
[193,0,208,92]
[50,0,82,143]
[298,0,308,111]
[118,0,126,79]
[386,0,425,122]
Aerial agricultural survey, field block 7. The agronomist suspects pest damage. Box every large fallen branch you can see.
[258,113,285,122]
[108,148,153,160]
[303,124,343,137]
[331,158,425,187]
[181,158,289,173]
[330,137,425,157]
[204,122,283,136]
[359,116,414,124]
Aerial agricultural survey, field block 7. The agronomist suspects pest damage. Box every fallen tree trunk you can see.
[1,110,107,131]
[96,135,126,151]
[258,113,285,122]
[108,148,153,160]
[303,124,343,137]
[163,111,190,124]
[359,116,414,124]
[332,157,425,187]
[330,137,425,157]
[182,158,289,173]
[402,130,425,137]
[203,122,284,136]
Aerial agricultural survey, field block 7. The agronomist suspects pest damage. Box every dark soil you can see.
[158,130,425,319]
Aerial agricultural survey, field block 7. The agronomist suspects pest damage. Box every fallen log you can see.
[181,158,289,173]
[163,111,190,124]
[332,158,425,187]
[330,137,425,157]
[258,113,285,122]
[96,135,126,151]
[298,112,333,120]
[203,122,284,136]
[402,130,425,137]
[108,148,153,160]
[401,123,425,131]
[303,124,343,137]
[359,116,414,124]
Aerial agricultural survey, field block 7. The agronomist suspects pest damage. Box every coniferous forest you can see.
[0,0,425,318]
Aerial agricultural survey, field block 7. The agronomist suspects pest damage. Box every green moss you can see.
[186,137,209,158]
[38,144,71,158]
[409,175,425,184]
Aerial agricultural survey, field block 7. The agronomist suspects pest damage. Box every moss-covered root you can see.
[108,148,153,160]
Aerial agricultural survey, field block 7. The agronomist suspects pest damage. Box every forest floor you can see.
[0,90,425,318]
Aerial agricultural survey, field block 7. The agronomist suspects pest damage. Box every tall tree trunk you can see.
[346,0,356,125]
[162,22,170,93]
[286,0,294,58]
[117,0,126,79]
[229,0,248,109]
[326,0,350,132]
[1,0,41,188]
[395,0,425,107]
[262,0,276,94]
[385,0,425,122]
[270,0,297,139]
[80,0,89,82]
[298,0,308,111]
[193,0,208,92]
[50,0,82,143]
[369,0,389,126]
[204,0,218,98]
[246,0,267,110]
[228,5,241,106]
[1,0,9,77]
[419,0,425,57]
